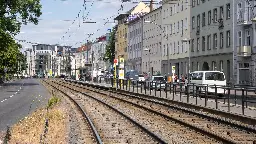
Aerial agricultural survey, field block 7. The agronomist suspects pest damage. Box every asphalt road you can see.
[0,79,51,131]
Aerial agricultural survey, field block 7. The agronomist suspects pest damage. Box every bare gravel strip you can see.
[67,90,158,144]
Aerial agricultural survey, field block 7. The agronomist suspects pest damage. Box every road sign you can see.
[172,66,175,74]
[119,69,124,79]
[114,59,118,65]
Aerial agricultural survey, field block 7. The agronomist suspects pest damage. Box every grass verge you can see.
[7,96,67,144]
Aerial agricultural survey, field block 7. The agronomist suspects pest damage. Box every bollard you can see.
[242,88,245,115]
[150,81,152,95]
[129,80,131,91]
[126,80,128,91]
[214,85,218,109]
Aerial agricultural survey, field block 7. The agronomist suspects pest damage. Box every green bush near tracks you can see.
[47,96,61,109]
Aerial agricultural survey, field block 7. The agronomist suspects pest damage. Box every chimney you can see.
[150,0,153,12]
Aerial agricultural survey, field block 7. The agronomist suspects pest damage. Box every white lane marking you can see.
[10,95,13,98]
[0,100,4,103]
[15,92,17,94]
[17,90,19,91]
[20,87,21,89]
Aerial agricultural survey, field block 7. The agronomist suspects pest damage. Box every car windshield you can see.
[153,76,165,81]
[205,72,225,81]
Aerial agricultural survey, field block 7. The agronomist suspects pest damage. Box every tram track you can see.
[62,79,256,144]
[44,80,167,144]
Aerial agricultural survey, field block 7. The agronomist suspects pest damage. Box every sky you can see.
[15,0,144,49]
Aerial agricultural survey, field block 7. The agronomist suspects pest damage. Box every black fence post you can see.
[195,85,198,105]
[160,82,162,98]
[140,82,142,93]
[234,89,237,106]
[150,81,152,95]
[165,83,167,98]
[242,88,245,115]
[187,85,189,103]
[132,81,134,92]
[137,81,138,93]
[123,80,124,90]
[129,80,131,91]
[172,83,175,100]
[192,83,195,98]
[111,78,113,88]
[227,87,230,112]
[144,82,146,94]
[204,85,207,107]
[180,83,182,101]
[214,85,218,109]
[155,82,157,96]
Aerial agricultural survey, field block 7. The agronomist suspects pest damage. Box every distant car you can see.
[138,74,145,82]
[146,75,167,91]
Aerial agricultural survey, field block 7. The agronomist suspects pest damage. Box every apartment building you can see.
[161,0,191,76]
[127,15,144,73]
[190,0,256,85]
[24,48,35,76]
[115,2,150,69]
[142,6,162,75]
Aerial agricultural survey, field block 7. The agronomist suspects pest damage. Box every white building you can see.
[161,0,191,76]
[142,6,162,75]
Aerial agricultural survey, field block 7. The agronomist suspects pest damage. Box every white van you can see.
[190,71,226,94]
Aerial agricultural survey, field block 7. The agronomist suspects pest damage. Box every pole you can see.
[149,49,151,76]
[114,63,116,87]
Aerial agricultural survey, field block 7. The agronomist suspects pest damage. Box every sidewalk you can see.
[74,80,256,118]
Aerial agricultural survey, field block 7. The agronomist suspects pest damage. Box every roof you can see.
[114,14,129,20]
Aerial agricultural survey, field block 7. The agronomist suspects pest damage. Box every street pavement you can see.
[77,80,256,118]
[0,79,51,131]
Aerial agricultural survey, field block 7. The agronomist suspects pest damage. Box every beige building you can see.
[114,2,150,69]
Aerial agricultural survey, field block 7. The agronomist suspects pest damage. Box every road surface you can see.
[0,79,50,131]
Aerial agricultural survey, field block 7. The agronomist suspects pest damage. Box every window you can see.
[202,36,205,51]
[238,31,242,46]
[213,33,217,49]
[174,42,176,54]
[192,0,196,7]
[181,1,183,11]
[197,14,200,27]
[213,8,218,22]
[246,30,251,46]
[181,42,184,53]
[226,30,230,47]
[191,39,194,52]
[173,22,175,34]
[197,38,200,51]
[191,72,203,80]
[197,62,199,70]
[207,35,211,50]
[185,18,188,30]
[177,41,180,53]
[177,21,179,33]
[212,61,216,70]
[220,32,224,48]
[192,16,195,29]
[170,24,173,35]
[208,10,211,25]
[170,7,173,16]
[181,20,184,35]
[220,6,224,19]
[220,61,223,72]
[202,12,206,26]
[197,0,200,5]
[226,3,230,19]
[205,72,225,81]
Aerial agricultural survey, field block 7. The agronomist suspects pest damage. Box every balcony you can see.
[237,46,251,57]
[237,10,254,26]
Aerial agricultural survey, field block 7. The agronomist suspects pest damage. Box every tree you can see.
[0,0,42,78]
[104,27,116,64]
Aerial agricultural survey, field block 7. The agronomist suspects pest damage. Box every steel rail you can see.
[43,80,103,144]
[46,80,168,144]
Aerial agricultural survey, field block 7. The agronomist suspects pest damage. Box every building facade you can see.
[115,2,150,71]
[142,6,162,75]
[127,16,143,73]
[190,0,256,85]
[161,0,191,77]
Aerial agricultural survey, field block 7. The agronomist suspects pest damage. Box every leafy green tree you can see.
[104,27,116,63]
[0,0,42,78]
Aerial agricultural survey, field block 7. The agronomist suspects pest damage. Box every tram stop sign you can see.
[114,59,118,65]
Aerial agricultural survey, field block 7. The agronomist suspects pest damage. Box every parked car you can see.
[145,75,167,91]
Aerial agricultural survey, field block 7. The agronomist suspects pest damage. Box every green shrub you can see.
[47,96,60,109]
